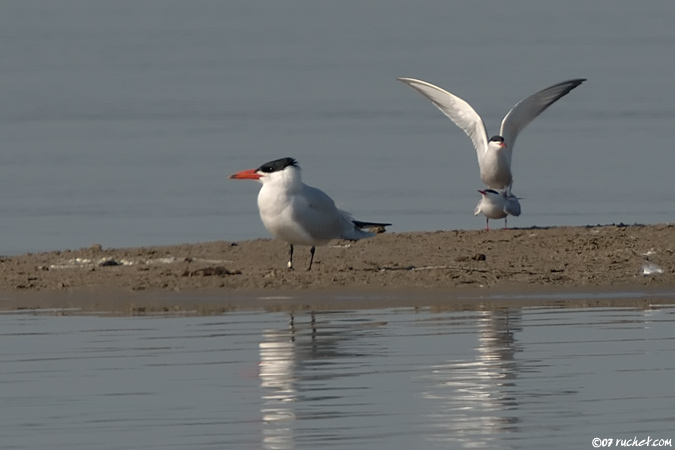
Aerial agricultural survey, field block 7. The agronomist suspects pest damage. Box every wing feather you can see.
[398,77,489,166]
[499,78,586,165]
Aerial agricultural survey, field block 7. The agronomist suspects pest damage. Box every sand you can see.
[1,224,674,314]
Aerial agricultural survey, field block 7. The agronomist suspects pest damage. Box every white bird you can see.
[229,157,391,270]
[398,77,586,190]
[474,187,522,230]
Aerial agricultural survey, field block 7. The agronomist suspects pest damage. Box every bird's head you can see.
[488,135,507,151]
[478,188,500,199]
[229,157,300,184]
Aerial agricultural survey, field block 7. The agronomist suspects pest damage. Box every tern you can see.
[474,187,522,230]
[229,157,391,270]
[398,77,586,190]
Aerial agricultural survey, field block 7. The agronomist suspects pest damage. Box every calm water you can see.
[1,1,674,254]
[1,302,674,449]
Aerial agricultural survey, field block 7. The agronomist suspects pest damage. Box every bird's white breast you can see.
[257,180,343,247]
[475,195,508,220]
[480,150,513,189]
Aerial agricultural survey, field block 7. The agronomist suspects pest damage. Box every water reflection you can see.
[3,304,673,449]
[259,313,312,449]
[421,310,524,448]
[259,312,386,449]
[259,321,294,448]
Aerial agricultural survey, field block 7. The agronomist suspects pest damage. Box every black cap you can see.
[257,157,298,173]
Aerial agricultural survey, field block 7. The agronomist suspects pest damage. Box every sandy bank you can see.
[1,224,674,313]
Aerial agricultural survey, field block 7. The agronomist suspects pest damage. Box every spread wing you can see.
[499,78,586,166]
[398,77,489,165]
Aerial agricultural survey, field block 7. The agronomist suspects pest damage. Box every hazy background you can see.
[1,1,674,254]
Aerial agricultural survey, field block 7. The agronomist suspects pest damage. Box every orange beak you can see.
[228,169,261,180]
[499,142,507,148]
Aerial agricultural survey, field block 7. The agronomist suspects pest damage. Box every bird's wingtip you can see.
[397,77,420,84]
[353,220,392,234]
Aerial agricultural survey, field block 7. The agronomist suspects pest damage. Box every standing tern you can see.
[398,77,586,190]
[229,157,391,270]
[474,187,522,230]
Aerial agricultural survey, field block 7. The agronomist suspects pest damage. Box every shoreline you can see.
[1,224,674,313]
[1,284,673,316]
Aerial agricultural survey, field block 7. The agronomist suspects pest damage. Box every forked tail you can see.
[352,220,392,234]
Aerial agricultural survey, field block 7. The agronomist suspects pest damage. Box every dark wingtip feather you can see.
[555,78,587,96]
[353,220,392,233]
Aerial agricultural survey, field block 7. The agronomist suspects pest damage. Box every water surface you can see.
[1,1,674,254]
[1,302,674,449]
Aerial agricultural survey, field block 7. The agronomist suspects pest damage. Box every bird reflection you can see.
[259,313,309,449]
[422,309,523,448]
[259,312,383,450]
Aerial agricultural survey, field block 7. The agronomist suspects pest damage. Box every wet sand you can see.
[1,224,674,314]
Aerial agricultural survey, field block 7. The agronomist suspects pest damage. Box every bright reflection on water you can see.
[1,304,674,449]
[420,310,523,448]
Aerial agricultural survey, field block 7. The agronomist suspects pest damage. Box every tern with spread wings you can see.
[398,77,586,190]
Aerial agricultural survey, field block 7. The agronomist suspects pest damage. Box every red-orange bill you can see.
[229,169,261,180]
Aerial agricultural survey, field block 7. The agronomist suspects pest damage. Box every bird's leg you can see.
[307,246,316,271]
[486,217,490,231]
[287,244,294,270]
[504,216,508,230]
[289,312,296,342]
